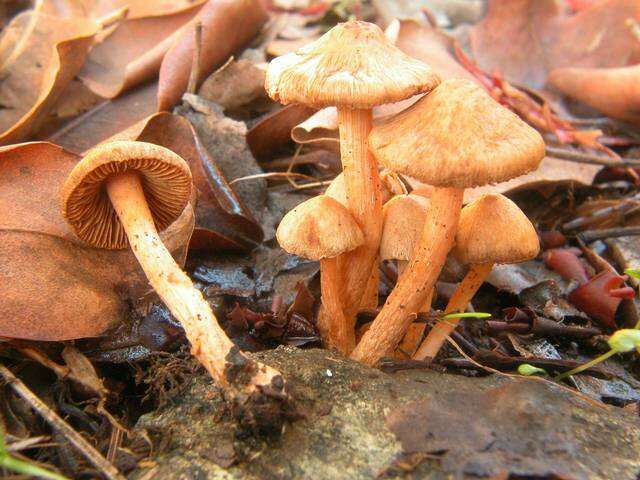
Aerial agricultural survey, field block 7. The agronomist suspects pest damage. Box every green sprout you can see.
[517,364,548,376]
[0,430,68,480]
[624,268,640,280]
[556,329,640,381]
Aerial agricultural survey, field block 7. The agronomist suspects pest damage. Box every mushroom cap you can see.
[265,20,441,109]
[454,194,539,265]
[369,78,545,188]
[380,194,429,261]
[61,141,192,250]
[276,195,364,260]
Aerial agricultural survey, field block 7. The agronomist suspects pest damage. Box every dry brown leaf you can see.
[548,65,640,124]
[41,0,206,20]
[48,82,158,153]
[0,142,194,341]
[78,2,203,98]
[470,0,640,88]
[0,10,100,144]
[157,0,268,111]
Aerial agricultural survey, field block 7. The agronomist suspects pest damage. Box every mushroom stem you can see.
[337,107,383,324]
[351,187,463,366]
[320,257,352,354]
[398,261,433,311]
[106,172,285,396]
[413,262,493,361]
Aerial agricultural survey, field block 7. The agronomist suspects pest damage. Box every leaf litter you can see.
[2,0,640,478]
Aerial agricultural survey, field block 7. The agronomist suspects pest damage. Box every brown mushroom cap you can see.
[61,141,192,250]
[454,193,539,265]
[380,194,429,261]
[276,195,364,260]
[265,20,440,109]
[369,79,545,188]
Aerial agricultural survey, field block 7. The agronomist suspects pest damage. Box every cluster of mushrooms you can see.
[270,20,546,366]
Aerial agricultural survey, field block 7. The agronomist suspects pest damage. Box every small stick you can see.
[0,364,125,480]
[579,226,640,243]
[230,171,318,185]
[562,193,640,230]
[186,22,203,95]
[546,146,640,167]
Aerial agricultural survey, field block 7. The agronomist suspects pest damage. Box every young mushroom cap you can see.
[380,194,429,262]
[61,141,191,249]
[453,193,540,265]
[369,79,546,188]
[276,195,364,260]
[265,20,440,109]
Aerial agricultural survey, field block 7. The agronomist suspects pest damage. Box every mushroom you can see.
[61,141,287,421]
[351,79,544,366]
[413,193,539,360]
[276,195,364,354]
[266,20,440,326]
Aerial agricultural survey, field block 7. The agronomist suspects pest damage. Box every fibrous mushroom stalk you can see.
[350,187,463,366]
[107,172,287,403]
[337,107,383,341]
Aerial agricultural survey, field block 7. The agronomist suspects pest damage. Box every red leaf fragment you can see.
[543,248,589,284]
[568,271,630,328]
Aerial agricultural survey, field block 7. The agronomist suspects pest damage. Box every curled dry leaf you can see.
[109,111,264,250]
[41,0,206,20]
[78,2,204,98]
[569,270,631,329]
[157,0,269,111]
[549,65,640,124]
[470,0,640,88]
[0,10,99,144]
[0,142,194,341]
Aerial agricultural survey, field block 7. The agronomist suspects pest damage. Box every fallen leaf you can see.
[470,0,640,88]
[0,142,194,341]
[41,0,205,20]
[78,2,203,98]
[47,82,158,153]
[548,65,640,124]
[0,10,100,144]
[157,0,269,111]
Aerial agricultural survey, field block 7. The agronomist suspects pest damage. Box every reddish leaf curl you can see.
[543,248,589,284]
[539,230,567,249]
[568,271,631,328]
[157,0,268,111]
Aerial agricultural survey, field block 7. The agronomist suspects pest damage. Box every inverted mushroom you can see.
[352,79,544,366]
[266,20,440,334]
[276,195,364,354]
[61,141,287,427]
[413,193,539,361]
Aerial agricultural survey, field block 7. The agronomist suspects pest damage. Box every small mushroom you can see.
[61,141,287,420]
[352,79,544,366]
[266,20,440,326]
[277,195,364,354]
[414,194,540,360]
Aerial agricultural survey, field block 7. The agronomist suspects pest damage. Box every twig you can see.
[0,364,125,480]
[578,226,640,243]
[186,22,203,95]
[562,193,640,230]
[546,146,640,167]
[229,172,318,185]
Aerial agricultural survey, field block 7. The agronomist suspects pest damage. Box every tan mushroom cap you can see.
[265,20,441,109]
[380,194,429,261]
[276,195,364,260]
[325,170,402,206]
[369,79,546,188]
[454,194,539,265]
[61,141,192,250]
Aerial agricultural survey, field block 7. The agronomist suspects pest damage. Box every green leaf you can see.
[443,312,492,320]
[608,328,640,353]
[517,364,547,376]
[624,268,640,280]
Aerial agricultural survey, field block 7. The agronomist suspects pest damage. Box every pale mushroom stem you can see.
[397,261,433,312]
[337,107,383,331]
[351,187,463,366]
[320,257,352,354]
[106,172,284,394]
[360,257,380,309]
[413,262,493,361]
